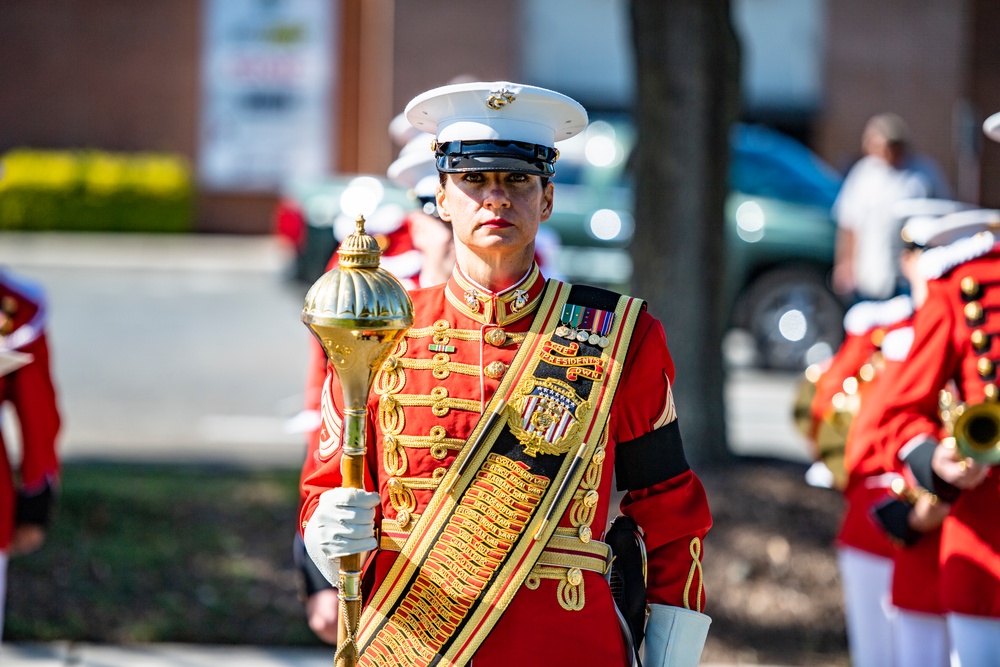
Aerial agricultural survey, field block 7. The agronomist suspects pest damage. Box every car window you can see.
[731,125,842,209]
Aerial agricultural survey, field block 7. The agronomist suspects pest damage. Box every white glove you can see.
[641,604,711,667]
[303,487,380,586]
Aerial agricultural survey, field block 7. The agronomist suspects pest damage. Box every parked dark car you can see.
[274,121,846,370]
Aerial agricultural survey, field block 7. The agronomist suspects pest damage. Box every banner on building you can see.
[200,0,336,192]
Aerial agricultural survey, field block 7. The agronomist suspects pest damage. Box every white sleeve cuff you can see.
[642,604,711,667]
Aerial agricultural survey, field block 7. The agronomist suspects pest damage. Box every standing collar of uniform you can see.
[445,263,545,325]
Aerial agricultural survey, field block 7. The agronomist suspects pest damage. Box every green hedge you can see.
[0,149,194,233]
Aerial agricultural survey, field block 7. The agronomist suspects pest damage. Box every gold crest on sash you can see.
[506,375,591,457]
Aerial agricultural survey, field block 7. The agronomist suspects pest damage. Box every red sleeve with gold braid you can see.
[614,313,712,612]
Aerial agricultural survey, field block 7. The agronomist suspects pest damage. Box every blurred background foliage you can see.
[6,463,319,646]
[0,150,193,233]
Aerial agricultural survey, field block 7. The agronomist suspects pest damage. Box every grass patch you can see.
[5,463,322,646]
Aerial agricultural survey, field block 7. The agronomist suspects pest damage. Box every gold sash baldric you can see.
[355,280,646,667]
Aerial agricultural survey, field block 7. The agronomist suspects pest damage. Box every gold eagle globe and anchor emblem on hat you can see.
[507,375,590,457]
[486,87,517,110]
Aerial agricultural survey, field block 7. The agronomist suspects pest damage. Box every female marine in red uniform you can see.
[300,82,712,667]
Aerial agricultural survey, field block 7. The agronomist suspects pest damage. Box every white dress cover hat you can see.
[916,208,1000,248]
[387,133,437,198]
[984,112,1000,144]
[405,81,588,176]
[386,133,440,216]
[896,199,976,248]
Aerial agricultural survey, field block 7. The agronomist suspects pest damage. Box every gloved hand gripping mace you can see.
[301,216,414,667]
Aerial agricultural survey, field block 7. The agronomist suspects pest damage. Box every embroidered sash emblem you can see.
[507,375,590,457]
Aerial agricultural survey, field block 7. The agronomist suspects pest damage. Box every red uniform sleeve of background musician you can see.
[6,333,60,489]
[874,281,960,469]
[810,332,877,424]
[615,312,712,611]
[299,248,341,509]
[298,368,380,534]
[843,365,895,477]
[297,338,331,510]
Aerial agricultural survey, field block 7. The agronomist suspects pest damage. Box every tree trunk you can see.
[629,0,740,468]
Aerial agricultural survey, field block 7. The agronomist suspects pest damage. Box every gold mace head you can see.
[301,215,414,412]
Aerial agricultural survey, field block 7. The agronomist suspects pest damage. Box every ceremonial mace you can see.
[301,216,414,666]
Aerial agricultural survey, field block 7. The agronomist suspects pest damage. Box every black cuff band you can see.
[15,483,54,527]
[870,497,921,546]
[904,439,961,503]
[615,420,689,492]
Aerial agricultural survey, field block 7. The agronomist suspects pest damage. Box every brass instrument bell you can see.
[953,400,1000,465]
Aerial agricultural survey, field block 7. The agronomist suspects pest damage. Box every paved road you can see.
[0,641,784,667]
[1,233,314,467]
[0,642,333,667]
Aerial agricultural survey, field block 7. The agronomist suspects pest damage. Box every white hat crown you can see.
[984,112,1000,144]
[404,81,588,148]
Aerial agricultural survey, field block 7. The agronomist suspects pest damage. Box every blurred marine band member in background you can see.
[0,268,61,644]
[300,81,712,666]
[869,112,1000,667]
[798,198,968,667]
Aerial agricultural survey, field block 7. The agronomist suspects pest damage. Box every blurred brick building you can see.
[0,0,997,233]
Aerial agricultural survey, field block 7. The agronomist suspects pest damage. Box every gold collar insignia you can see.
[445,264,545,326]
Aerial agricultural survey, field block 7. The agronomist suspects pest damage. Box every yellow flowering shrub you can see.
[0,149,193,232]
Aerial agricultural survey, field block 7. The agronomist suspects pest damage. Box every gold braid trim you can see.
[398,355,481,380]
[385,469,447,528]
[395,468,447,488]
[381,387,481,417]
[392,425,464,460]
[376,342,409,477]
[524,566,586,611]
[406,319,480,342]
[405,320,526,346]
[684,536,705,613]
[525,435,608,611]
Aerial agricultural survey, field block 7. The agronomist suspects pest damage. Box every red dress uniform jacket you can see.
[809,298,913,559]
[844,323,944,614]
[0,271,61,551]
[301,265,711,666]
[837,322,913,561]
[876,243,1000,618]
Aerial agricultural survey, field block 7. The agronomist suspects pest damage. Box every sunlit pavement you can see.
[0,642,332,666]
[0,642,791,666]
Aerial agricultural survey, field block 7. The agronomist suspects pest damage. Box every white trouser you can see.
[895,609,949,667]
[948,613,1000,667]
[838,546,896,667]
